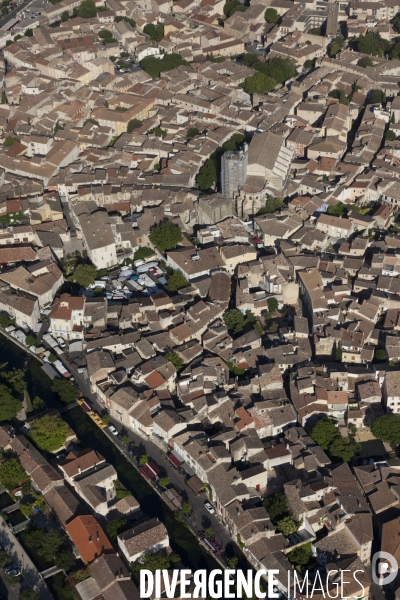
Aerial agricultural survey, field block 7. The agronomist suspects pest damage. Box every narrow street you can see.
[0,517,54,600]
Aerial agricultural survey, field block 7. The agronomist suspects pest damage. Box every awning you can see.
[181,462,195,477]
[139,465,156,480]
[187,475,204,494]
[167,452,183,468]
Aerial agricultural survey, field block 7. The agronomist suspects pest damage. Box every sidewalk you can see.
[0,517,55,600]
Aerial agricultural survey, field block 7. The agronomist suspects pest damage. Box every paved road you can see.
[0,0,28,29]
[0,516,54,600]
[37,333,239,557]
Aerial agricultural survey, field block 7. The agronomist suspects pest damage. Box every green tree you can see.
[371,414,400,444]
[264,7,279,22]
[327,201,348,217]
[0,384,22,422]
[304,59,315,70]
[187,127,201,138]
[32,396,46,412]
[83,118,99,127]
[310,417,339,450]
[328,88,349,105]
[24,28,33,37]
[132,549,180,578]
[287,542,312,567]
[115,15,136,26]
[3,137,18,147]
[166,271,188,292]
[276,516,299,536]
[267,297,279,313]
[28,414,71,452]
[148,126,167,139]
[354,32,390,57]
[143,23,164,41]
[357,56,373,67]
[258,195,284,214]
[3,573,21,587]
[204,528,214,538]
[370,89,385,104]
[327,36,344,57]
[149,221,182,253]
[127,118,142,133]
[102,413,110,424]
[165,351,184,372]
[375,348,387,361]
[134,247,153,260]
[0,312,10,326]
[227,556,239,567]
[139,455,149,465]
[141,53,187,78]
[223,309,245,334]
[329,437,360,462]
[263,491,288,522]
[243,72,276,95]
[393,12,400,32]
[180,502,192,515]
[51,379,77,404]
[159,477,170,487]
[386,130,397,142]
[0,458,26,490]
[0,365,26,395]
[60,10,69,21]
[335,342,342,362]
[98,28,114,41]
[25,334,36,346]
[68,263,97,287]
[77,0,97,18]
[106,518,129,540]
[19,587,40,600]
[223,0,247,17]
[114,480,131,499]
[196,157,217,190]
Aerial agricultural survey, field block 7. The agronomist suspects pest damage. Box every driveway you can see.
[0,517,54,600]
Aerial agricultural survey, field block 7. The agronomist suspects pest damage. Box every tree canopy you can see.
[127,118,142,133]
[287,542,312,567]
[134,247,154,260]
[328,88,349,105]
[370,89,385,104]
[357,56,373,67]
[329,437,361,462]
[276,516,300,536]
[257,195,284,214]
[375,348,388,361]
[165,351,184,372]
[3,137,18,147]
[264,7,279,22]
[386,130,397,142]
[263,491,288,523]
[242,54,296,86]
[0,458,26,490]
[51,379,78,405]
[353,32,390,57]
[187,127,201,138]
[223,0,247,17]
[19,589,40,600]
[371,414,400,444]
[131,549,180,581]
[327,36,344,57]
[243,72,276,95]
[223,309,246,334]
[143,23,164,41]
[77,0,97,18]
[393,11,400,32]
[23,527,75,571]
[68,263,97,288]
[0,383,22,422]
[106,518,129,540]
[310,418,339,450]
[166,271,188,292]
[149,221,182,253]
[29,414,71,452]
[141,53,187,78]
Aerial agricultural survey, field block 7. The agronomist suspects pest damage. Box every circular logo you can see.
[371,552,398,586]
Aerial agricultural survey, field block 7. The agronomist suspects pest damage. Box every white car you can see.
[204,501,215,514]
[108,424,118,436]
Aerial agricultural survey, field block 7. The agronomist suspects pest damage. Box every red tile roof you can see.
[66,516,113,564]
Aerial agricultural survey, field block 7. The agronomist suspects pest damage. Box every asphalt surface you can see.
[0,0,29,29]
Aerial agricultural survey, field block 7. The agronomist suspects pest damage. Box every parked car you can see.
[4,564,20,576]
[204,501,215,514]
[108,424,118,436]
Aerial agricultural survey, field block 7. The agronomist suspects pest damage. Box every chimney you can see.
[88,536,92,543]
[96,531,100,541]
